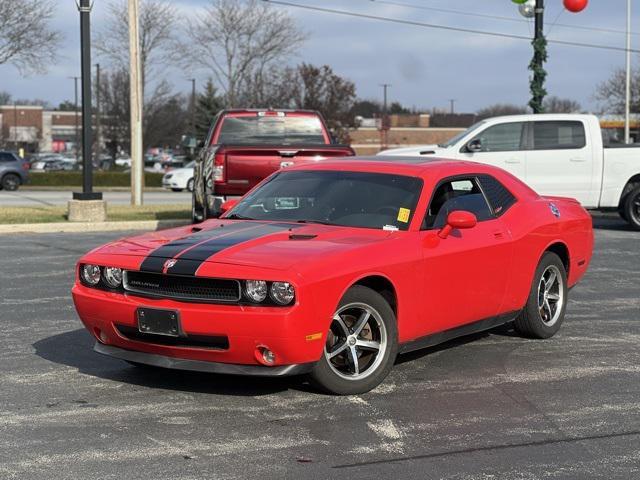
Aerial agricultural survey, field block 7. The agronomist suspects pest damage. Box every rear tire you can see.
[310,285,398,395]
[622,186,640,231]
[1,173,20,191]
[514,252,568,339]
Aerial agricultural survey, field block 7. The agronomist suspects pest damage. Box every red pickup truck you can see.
[192,109,355,221]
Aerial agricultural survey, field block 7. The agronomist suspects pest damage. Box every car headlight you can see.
[270,282,295,305]
[103,267,123,288]
[245,280,268,303]
[81,264,101,286]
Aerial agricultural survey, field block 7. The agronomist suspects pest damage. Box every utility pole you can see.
[13,102,18,152]
[129,0,143,206]
[189,78,196,138]
[95,63,102,159]
[70,76,80,163]
[380,83,391,150]
[448,99,456,115]
[530,0,546,113]
[624,0,632,144]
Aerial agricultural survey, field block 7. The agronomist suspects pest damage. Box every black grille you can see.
[115,324,229,350]
[124,271,241,303]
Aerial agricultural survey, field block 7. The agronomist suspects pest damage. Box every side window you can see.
[477,175,517,216]
[469,122,526,153]
[423,177,493,229]
[0,153,15,162]
[533,121,585,150]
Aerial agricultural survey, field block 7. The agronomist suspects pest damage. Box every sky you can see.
[1,0,638,113]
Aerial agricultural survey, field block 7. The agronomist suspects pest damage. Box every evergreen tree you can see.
[195,79,223,141]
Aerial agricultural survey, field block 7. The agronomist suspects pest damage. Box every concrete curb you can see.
[0,219,191,235]
[21,186,167,192]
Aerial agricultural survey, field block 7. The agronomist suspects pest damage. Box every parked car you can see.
[0,151,29,191]
[72,157,593,394]
[192,109,356,222]
[115,155,132,168]
[162,161,195,192]
[381,114,640,229]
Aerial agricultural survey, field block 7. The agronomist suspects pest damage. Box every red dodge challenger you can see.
[72,158,593,394]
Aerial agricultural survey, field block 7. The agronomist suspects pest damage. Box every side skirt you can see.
[398,311,521,355]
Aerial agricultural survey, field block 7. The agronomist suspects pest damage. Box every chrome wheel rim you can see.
[537,265,564,326]
[4,176,18,190]
[324,302,387,381]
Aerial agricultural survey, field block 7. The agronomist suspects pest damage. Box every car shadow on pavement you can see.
[591,213,635,231]
[33,329,306,397]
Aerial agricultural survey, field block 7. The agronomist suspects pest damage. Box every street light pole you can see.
[95,63,102,159]
[530,0,546,114]
[624,0,632,144]
[380,83,391,150]
[73,0,100,201]
[189,78,196,138]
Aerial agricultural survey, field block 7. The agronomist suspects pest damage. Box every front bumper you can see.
[72,283,326,371]
[94,342,313,376]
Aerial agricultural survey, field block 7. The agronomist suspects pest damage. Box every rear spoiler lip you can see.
[541,195,581,205]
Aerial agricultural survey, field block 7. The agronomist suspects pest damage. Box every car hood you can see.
[165,167,193,176]
[92,220,397,273]
[379,144,446,156]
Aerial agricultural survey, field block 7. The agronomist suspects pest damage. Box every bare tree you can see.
[543,96,582,114]
[594,67,640,114]
[477,103,528,119]
[94,0,178,94]
[0,0,62,73]
[182,0,306,107]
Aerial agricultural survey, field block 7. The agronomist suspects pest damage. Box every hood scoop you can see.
[289,234,317,240]
[419,150,436,155]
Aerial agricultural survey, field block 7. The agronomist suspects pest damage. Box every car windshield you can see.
[186,161,195,168]
[217,115,326,146]
[227,170,423,231]
[438,120,487,148]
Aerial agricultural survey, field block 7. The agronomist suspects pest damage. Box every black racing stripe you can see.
[167,223,301,276]
[139,222,259,273]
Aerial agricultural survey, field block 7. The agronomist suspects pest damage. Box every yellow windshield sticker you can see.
[397,208,411,223]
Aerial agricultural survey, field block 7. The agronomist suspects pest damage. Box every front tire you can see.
[2,173,20,191]
[187,178,194,192]
[310,285,398,395]
[514,252,568,339]
[622,185,640,231]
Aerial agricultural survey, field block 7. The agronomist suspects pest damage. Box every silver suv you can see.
[0,151,29,191]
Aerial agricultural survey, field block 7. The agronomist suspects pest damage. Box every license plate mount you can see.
[136,308,180,337]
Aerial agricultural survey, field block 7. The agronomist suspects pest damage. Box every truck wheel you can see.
[622,186,640,231]
[192,191,207,223]
[1,173,20,191]
[310,285,398,395]
[514,252,568,339]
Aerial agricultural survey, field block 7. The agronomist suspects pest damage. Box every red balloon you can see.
[563,0,588,13]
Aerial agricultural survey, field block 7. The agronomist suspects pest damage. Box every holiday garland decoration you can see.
[510,0,588,112]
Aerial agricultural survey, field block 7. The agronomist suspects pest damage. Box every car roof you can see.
[285,156,540,200]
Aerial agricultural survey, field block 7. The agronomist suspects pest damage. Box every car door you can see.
[524,120,597,206]
[459,121,527,180]
[419,176,513,334]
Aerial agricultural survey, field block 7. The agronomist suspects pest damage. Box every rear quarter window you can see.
[478,174,517,216]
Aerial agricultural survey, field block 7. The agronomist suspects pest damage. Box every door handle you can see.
[504,158,521,164]
[570,157,586,162]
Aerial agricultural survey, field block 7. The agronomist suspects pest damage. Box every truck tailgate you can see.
[221,145,354,193]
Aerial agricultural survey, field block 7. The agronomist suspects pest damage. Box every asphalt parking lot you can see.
[1,215,638,479]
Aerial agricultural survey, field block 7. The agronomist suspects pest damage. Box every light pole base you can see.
[73,192,103,201]
[67,199,107,222]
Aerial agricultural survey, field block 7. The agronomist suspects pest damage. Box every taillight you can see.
[213,152,225,182]
[23,162,30,170]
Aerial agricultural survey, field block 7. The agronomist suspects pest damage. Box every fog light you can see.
[81,264,101,286]
[262,348,275,365]
[255,346,276,365]
[103,267,123,288]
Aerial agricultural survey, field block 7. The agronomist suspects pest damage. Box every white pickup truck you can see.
[381,114,640,229]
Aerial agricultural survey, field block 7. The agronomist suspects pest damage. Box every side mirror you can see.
[466,139,482,153]
[438,210,477,239]
[220,198,240,215]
